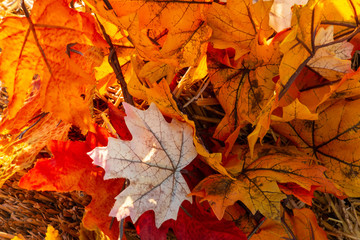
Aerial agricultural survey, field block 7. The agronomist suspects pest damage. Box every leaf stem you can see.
[95,16,134,106]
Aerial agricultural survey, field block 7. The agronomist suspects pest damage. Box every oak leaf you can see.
[88,103,197,227]
[191,144,339,220]
[19,125,124,240]
[272,98,360,197]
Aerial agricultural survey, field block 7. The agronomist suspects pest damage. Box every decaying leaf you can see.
[88,103,197,227]
[191,144,340,220]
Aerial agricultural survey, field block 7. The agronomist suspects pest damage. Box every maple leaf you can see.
[0,113,70,187]
[250,208,327,240]
[86,0,211,68]
[19,125,124,240]
[307,26,354,80]
[191,144,339,220]
[88,103,197,227]
[282,208,328,240]
[127,76,233,178]
[272,98,360,197]
[136,201,247,240]
[269,0,309,32]
[207,0,274,60]
[0,0,107,131]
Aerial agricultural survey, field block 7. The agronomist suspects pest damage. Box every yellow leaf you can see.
[272,98,360,196]
[191,144,338,220]
[45,225,60,240]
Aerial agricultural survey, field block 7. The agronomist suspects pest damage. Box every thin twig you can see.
[95,16,134,106]
[183,77,209,108]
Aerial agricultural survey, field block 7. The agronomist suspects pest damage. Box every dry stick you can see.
[95,17,134,106]
[183,77,210,108]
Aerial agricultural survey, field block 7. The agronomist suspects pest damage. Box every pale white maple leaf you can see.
[87,102,197,227]
[307,26,354,81]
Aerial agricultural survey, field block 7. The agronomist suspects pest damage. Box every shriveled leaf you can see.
[88,103,197,227]
[19,125,124,240]
[0,0,107,131]
[272,98,360,196]
[191,144,339,220]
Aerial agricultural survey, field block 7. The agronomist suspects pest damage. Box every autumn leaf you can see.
[250,208,327,240]
[209,59,277,141]
[45,225,60,240]
[191,144,339,220]
[86,0,211,68]
[0,113,70,187]
[127,76,233,179]
[269,0,309,32]
[19,125,124,240]
[0,0,107,131]
[282,208,328,240]
[88,103,197,227]
[136,201,247,240]
[207,0,274,60]
[307,26,354,80]
[272,98,360,197]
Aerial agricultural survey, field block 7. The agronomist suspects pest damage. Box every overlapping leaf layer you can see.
[1,0,360,239]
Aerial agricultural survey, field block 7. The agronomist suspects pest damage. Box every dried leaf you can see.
[191,144,339,220]
[272,98,360,196]
[88,103,197,227]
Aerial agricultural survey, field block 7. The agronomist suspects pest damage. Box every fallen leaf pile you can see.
[1,0,360,239]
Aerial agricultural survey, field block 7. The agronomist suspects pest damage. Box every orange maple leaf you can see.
[272,98,360,197]
[0,0,107,132]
